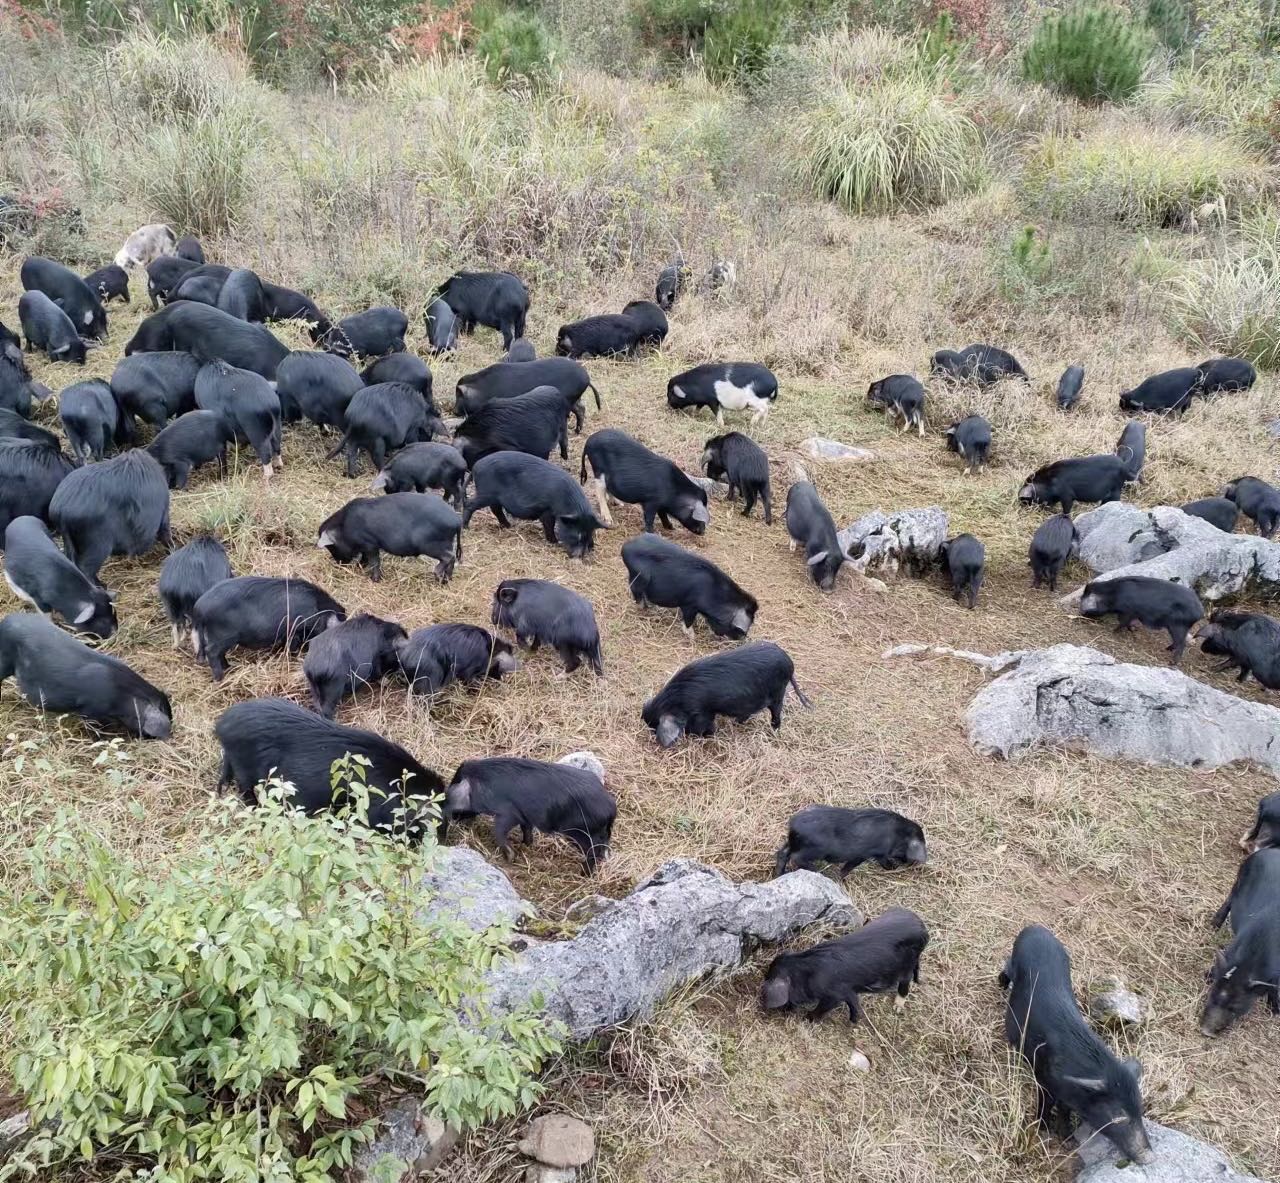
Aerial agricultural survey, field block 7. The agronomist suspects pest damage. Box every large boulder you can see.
[967,644,1280,776]
[1075,1120,1267,1183]
[839,506,948,575]
[1069,503,1280,603]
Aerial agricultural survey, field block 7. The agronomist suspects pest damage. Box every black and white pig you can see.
[774,806,927,878]
[945,414,991,474]
[322,307,409,359]
[464,451,607,559]
[190,575,346,681]
[0,438,74,537]
[48,449,170,583]
[194,359,282,482]
[452,386,570,469]
[1000,925,1153,1165]
[276,350,363,429]
[642,641,809,747]
[328,382,432,478]
[110,352,200,439]
[157,534,232,649]
[21,255,107,340]
[1019,455,1128,514]
[1079,575,1205,663]
[0,612,171,738]
[396,623,519,696]
[580,428,710,534]
[146,411,235,489]
[701,431,771,523]
[303,612,408,718]
[1182,496,1238,533]
[18,290,90,364]
[1029,513,1078,591]
[866,373,925,435]
[59,379,120,464]
[443,756,616,872]
[666,362,778,426]
[1222,476,1280,538]
[761,907,929,1023]
[491,578,603,675]
[317,492,462,583]
[621,533,757,638]
[940,533,985,609]
[431,271,529,348]
[3,516,116,636]
[785,481,846,591]
[373,442,468,507]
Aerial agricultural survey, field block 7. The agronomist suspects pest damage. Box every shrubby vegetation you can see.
[1022,3,1152,102]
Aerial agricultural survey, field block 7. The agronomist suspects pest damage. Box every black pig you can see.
[1242,792,1280,853]
[361,352,433,402]
[59,379,119,464]
[1029,513,1078,591]
[774,806,927,878]
[1056,364,1084,410]
[1115,420,1146,483]
[194,359,282,481]
[146,410,235,489]
[157,534,232,649]
[1079,575,1204,664]
[317,492,462,583]
[21,255,107,340]
[84,264,130,305]
[621,533,757,638]
[18,290,89,364]
[941,533,985,609]
[1019,455,1128,514]
[454,357,598,432]
[374,441,468,507]
[1119,367,1198,413]
[701,431,771,523]
[303,612,407,718]
[396,623,519,696]
[3,516,116,636]
[110,352,200,438]
[1195,610,1280,689]
[431,271,529,348]
[867,373,925,435]
[580,428,709,534]
[1201,849,1280,1037]
[491,578,603,675]
[945,414,991,474]
[322,307,409,359]
[785,481,846,590]
[0,438,74,537]
[276,350,362,429]
[328,382,432,478]
[423,297,459,354]
[1222,476,1280,538]
[453,386,570,469]
[1196,356,1256,395]
[1181,496,1238,533]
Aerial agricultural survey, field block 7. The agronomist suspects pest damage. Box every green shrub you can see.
[1023,4,1152,102]
[702,0,784,84]
[474,8,558,85]
[1145,0,1193,52]
[0,767,555,1182]
[632,0,718,54]
[797,69,984,213]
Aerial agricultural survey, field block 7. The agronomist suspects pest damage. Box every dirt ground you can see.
[1,272,1278,1183]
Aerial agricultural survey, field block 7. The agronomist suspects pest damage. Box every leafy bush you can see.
[474,7,557,85]
[797,68,984,213]
[1023,3,1152,102]
[1021,117,1269,228]
[0,769,556,1181]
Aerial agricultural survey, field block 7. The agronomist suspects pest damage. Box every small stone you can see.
[848,1050,871,1072]
[1088,979,1149,1028]
[557,751,605,782]
[350,1100,458,1181]
[684,472,730,497]
[563,894,614,923]
[517,1115,595,1168]
[0,1111,31,1147]
[1268,419,1280,440]
[526,1166,577,1183]
[800,437,876,462]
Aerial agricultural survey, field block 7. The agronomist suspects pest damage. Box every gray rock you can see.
[484,858,860,1039]
[800,437,876,462]
[517,1114,595,1167]
[684,472,731,497]
[884,643,1027,673]
[1074,502,1165,573]
[526,1166,577,1183]
[417,846,531,933]
[563,894,615,923]
[1268,419,1280,440]
[0,1111,31,1149]
[1087,978,1149,1028]
[351,1097,458,1183]
[839,507,948,575]
[556,750,605,783]
[1075,1119,1267,1182]
[967,644,1280,776]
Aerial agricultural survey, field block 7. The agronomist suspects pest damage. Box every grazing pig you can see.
[216,268,269,322]
[215,697,442,838]
[374,441,468,507]
[960,344,1029,386]
[761,907,929,1023]
[144,255,199,307]
[423,297,460,354]
[785,481,846,590]
[0,438,74,537]
[774,806,926,878]
[191,575,346,681]
[276,351,363,428]
[454,386,570,469]
[18,290,89,364]
[147,410,234,489]
[303,612,407,718]
[3,516,116,636]
[59,380,119,464]
[464,451,607,558]
[701,431,772,523]
[1201,848,1280,1037]
[175,235,204,263]
[1196,356,1256,395]
[866,373,925,435]
[194,360,282,481]
[1182,496,1238,532]
[323,307,409,359]
[1029,513,1078,591]
[157,534,232,649]
[1000,926,1152,1165]
[1018,455,1128,514]
[1115,420,1146,483]
[580,428,709,534]
[0,354,41,417]
[0,409,59,449]
[21,255,107,340]
[556,312,645,358]
[362,352,433,402]
[455,356,598,433]
[261,282,330,339]
[0,612,171,738]
[110,352,200,440]
[170,272,224,306]
[1242,792,1280,852]
[329,382,433,477]
[128,301,289,380]
[1195,610,1280,689]
[84,264,130,304]
[431,271,529,348]
[622,299,669,347]
[48,450,170,583]
[667,362,778,426]
[1222,475,1280,538]
[621,533,757,639]
[503,337,536,362]
[1056,364,1084,410]
[1079,575,1204,663]
[941,533,984,609]
[491,578,603,675]
[1119,367,1199,413]
[443,757,616,871]
[115,223,177,269]
[642,640,809,747]
[317,492,463,583]
[655,259,687,310]
[0,318,23,369]
[396,623,518,695]
[945,414,991,474]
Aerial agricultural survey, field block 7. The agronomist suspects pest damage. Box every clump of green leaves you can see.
[473,7,559,85]
[1023,3,1152,102]
[0,761,557,1182]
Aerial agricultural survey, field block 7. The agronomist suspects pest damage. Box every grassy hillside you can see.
[1,7,1279,1181]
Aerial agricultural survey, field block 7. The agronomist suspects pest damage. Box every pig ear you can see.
[498,586,518,604]
[73,602,96,625]
[105,588,119,602]
[1062,1075,1107,1093]
[691,501,710,524]
[83,310,93,326]
[806,550,828,566]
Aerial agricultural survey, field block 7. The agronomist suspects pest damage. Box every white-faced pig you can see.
[396,623,519,696]
[1201,849,1280,1037]
[785,481,846,590]
[581,428,709,534]
[3,515,116,637]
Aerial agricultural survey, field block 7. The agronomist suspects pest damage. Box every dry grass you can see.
[2,35,1280,1183]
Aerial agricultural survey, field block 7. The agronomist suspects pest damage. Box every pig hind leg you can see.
[490,808,520,861]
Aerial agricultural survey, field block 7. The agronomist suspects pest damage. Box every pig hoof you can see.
[893,995,907,1013]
